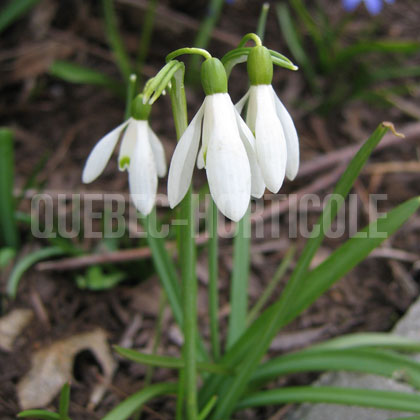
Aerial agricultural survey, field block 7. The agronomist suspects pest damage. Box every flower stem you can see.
[166,47,211,63]
[238,32,262,48]
[169,65,198,420]
[208,198,220,360]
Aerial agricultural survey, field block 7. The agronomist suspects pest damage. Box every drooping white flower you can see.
[236,46,299,193]
[168,58,264,222]
[82,96,166,215]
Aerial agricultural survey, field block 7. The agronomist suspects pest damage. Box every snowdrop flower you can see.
[168,57,264,222]
[236,46,299,193]
[82,95,166,215]
[342,0,394,15]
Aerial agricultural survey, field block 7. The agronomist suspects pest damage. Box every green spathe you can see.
[131,94,151,120]
[247,46,273,85]
[201,58,228,96]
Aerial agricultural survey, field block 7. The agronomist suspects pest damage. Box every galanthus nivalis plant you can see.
[236,44,299,192]
[168,57,265,222]
[82,94,166,215]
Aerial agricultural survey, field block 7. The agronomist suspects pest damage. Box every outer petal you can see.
[205,94,251,222]
[234,108,265,198]
[118,119,137,171]
[148,125,167,177]
[271,86,300,180]
[168,102,205,208]
[82,119,129,183]
[128,121,157,215]
[234,89,250,114]
[250,85,287,193]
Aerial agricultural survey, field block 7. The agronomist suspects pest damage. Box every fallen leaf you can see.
[0,308,33,351]
[17,328,116,410]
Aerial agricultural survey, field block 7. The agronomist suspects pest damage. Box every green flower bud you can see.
[247,46,273,85]
[131,94,152,120]
[201,58,228,96]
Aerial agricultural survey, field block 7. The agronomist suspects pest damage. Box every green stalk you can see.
[226,207,251,349]
[208,198,220,360]
[0,128,18,248]
[169,67,198,420]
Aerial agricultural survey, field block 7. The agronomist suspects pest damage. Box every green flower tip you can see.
[131,94,151,120]
[119,156,130,170]
[201,58,228,96]
[247,46,273,85]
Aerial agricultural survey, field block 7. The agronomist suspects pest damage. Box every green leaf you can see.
[0,128,18,248]
[237,386,420,413]
[251,348,420,389]
[335,41,420,66]
[312,333,420,352]
[0,0,40,34]
[18,410,60,420]
[0,246,16,268]
[76,266,125,290]
[7,247,67,298]
[114,346,232,375]
[58,383,71,419]
[102,0,132,81]
[101,383,178,420]
[49,61,124,96]
[227,209,251,349]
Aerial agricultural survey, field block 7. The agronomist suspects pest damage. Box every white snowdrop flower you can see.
[236,46,299,193]
[168,57,264,222]
[82,95,166,215]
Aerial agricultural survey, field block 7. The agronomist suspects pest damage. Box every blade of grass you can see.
[251,348,420,389]
[101,382,178,420]
[312,333,420,352]
[275,3,318,92]
[114,346,232,375]
[49,61,124,96]
[247,246,295,325]
[198,396,218,420]
[210,197,420,418]
[136,0,158,85]
[58,383,70,419]
[0,128,18,249]
[226,207,251,349]
[102,0,132,81]
[18,410,60,420]
[236,386,420,413]
[7,247,67,298]
[256,3,270,40]
[0,0,40,34]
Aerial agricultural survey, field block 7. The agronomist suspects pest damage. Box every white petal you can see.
[167,102,205,208]
[82,119,129,183]
[128,121,157,215]
[234,89,250,115]
[245,86,258,134]
[205,94,251,222]
[271,86,299,180]
[250,85,287,193]
[148,125,167,177]
[234,108,266,198]
[118,119,137,171]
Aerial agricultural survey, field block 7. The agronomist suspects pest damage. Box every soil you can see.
[1,0,420,419]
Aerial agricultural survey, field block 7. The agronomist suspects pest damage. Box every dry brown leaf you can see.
[17,328,116,410]
[0,309,33,351]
